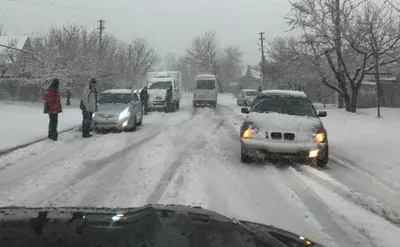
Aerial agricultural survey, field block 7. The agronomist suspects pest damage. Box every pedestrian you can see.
[140,86,149,115]
[44,78,62,141]
[80,78,98,138]
[165,85,173,113]
[66,88,71,106]
[258,85,262,93]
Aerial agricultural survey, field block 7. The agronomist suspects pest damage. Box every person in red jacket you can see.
[45,78,62,141]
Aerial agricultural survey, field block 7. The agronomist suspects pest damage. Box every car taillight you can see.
[313,131,326,143]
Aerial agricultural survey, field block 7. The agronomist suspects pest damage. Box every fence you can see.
[0,78,42,101]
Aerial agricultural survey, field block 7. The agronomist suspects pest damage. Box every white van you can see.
[193,74,217,108]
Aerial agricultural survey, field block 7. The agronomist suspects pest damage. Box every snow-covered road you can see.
[1,94,400,247]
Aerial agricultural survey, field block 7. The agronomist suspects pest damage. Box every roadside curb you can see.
[0,126,79,157]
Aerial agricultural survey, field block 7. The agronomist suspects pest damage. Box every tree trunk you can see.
[346,89,358,113]
[374,53,382,118]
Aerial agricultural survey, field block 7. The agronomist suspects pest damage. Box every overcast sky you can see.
[1,0,297,67]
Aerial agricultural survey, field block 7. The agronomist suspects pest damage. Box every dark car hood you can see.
[0,204,325,247]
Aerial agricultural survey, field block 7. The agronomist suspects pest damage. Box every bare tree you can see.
[353,1,400,117]
[288,0,400,113]
[0,38,18,78]
[30,24,160,93]
[186,31,223,91]
[127,38,160,85]
[164,52,179,70]
[219,46,242,82]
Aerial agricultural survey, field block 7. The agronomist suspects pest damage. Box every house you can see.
[358,76,400,108]
[0,36,34,78]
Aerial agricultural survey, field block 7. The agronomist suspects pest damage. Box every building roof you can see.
[0,36,29,53]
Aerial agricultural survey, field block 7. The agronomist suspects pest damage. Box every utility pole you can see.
[259,32,266,90]
[98,19,105,55]
[128,44,132,80]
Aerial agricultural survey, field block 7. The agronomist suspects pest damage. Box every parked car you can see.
[237,89,259,106]
[239,90,328,167]
[93,89,143,132]
[193,74,218,108]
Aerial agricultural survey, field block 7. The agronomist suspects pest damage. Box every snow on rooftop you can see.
[0,36,29,53]
[260,89,307,98]
[101,89,132,94]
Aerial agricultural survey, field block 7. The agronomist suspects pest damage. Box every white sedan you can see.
[240,90,328,167]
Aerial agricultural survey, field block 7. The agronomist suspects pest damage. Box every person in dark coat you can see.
[80,78,98,138]
[165,85,173,113]
[66,89,71,105]
[140,86,149,115]
[45,78,62,141]
[258,85,262,93]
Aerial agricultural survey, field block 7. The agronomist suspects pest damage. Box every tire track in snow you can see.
[296,165,400,227]
[0,132,98,189]
[146,108,224,204]
[274,167,373,247]
[290,167,398,247]
[330,153,400,192]
[38,107,198,206]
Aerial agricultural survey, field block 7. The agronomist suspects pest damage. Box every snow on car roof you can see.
[242,89,258,92]
[196,74,216,79]
[101,89,132,94]
[260,90,307,98]
[149,77,173,83]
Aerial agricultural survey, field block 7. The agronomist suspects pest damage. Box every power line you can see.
[8,0,283,19]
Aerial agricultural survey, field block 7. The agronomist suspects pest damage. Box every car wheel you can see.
[241,145,251,163]
[126,116,137,132]
[136,112,143,126]
[316,146,329,168]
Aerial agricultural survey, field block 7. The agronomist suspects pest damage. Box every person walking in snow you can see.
[140,86,149,115]
[66,88,71,106]
[258,85,262,93]
[44,78,62,141]
[165,85,173,113]
[80,78,98,138]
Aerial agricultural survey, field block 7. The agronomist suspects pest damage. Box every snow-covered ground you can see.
[1,93,400,247]
[0,98,81,151]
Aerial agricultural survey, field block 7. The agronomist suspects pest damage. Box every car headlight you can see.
[242,124,259,139]
[118,107,131,121]
[313,131,326,143]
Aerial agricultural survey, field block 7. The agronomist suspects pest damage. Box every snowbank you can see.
[0,99,81,151]
[320,108,400,187]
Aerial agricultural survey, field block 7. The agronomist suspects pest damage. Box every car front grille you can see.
[267,132,295,141]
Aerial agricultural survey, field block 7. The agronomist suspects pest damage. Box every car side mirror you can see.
[318,111,327,117]
[241,107,250,114]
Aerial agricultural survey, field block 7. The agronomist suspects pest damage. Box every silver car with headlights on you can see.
[240,90,328,167]
[93,89,143,132]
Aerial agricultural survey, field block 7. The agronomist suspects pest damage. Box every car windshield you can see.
[245,91,258,96]
[251,95,317,117]
[98,93,133,104]
[149,81,172,89]
[196,80,215,89]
